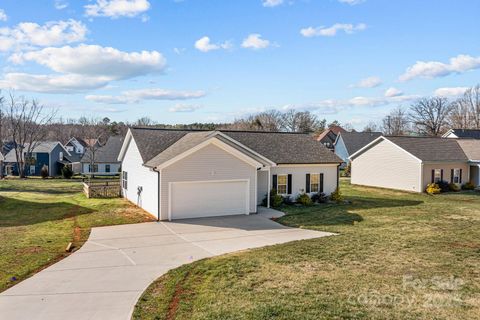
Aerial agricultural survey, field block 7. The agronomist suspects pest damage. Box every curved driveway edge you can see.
[0,211,334,320]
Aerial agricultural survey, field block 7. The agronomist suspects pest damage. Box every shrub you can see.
[462,182,475,190]
[330,188,343,203]
[343,162,351,177]
[296,193,313,206]
[437,180,450,193]
[61,166,73,179]
[282,196,294,205]
[40,165,49,179]
[448,183,460,192]
[426,183,441,194]
[311,192,328,203]
[262,189,283,208]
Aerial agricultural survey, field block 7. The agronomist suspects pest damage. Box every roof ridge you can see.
[131,126,313,135]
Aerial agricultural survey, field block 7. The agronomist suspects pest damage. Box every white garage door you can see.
[169,180,249,220]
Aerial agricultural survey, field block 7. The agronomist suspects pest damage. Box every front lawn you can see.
[133,179,480,320]
[0,178,155,292]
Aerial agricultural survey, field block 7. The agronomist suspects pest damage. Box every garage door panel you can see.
[170,180,248,220]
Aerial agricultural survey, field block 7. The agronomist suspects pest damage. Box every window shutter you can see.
[441,169,444,182]
[460,169,463,184]
[451,169,454,183]
[272,174,277,192]
[305,174,310,193]
[320,173,324,193]
[431,169,434,183]
[287,174,292,194]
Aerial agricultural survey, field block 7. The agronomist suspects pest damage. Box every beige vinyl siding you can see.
[270,164,338,198]
[422,162,470,190]
[121,138,159,218]
[351,139,421,192]
[160,143,257,220]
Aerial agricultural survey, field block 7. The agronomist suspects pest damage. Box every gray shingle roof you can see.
[130,128,342,166]
[4,141,63,162]
[448,129,480,139]
[456,139,480,161]
[386,136,468,162]
[81,136,124,163]
[338,132,382,155]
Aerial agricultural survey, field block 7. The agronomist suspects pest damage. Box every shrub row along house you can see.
[118,128,343,220]
[350,135,480,192]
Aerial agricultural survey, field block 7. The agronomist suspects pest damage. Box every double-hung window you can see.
[453,168,461,183]
[310,173,320,193]
[122,171,128,190]
[434,169,442,183]
[105,164,111,173]
[277,174,287,195]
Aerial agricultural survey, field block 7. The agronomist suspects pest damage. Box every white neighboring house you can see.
[334,131,382,165]
[118,128,343,221]
[81,136,123,176]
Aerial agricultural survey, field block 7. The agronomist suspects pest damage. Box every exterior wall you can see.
[257,170,269,205]
[351,139,422,192]
[270,164,339,199]
[422,162,470,190]
[334,135,349,163]
[471,165,480,186]
[121,138,159,219]
[82,162,121,175]
[49,144,66,176]
[161,143,257,220]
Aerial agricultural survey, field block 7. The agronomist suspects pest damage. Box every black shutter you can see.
[287,174,292,194]
[320,173,324,193]
[441,169,444,182]
[431,169,434,183]
[305,174,310,193]
[460,169,463,184]
[272,174,277,191]
[451,169,454,183]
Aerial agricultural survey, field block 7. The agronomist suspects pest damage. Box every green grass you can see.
[0,178,155,292]
[133,179,480,320]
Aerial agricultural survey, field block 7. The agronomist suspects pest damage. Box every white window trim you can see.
[310,173,320,193]
[434,169,442,183]
[453,168,461,184]
[277,174,288,195]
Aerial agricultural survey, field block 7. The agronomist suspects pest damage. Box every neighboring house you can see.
[3,142,71,177]
[81,136,123,175]
[0,152,4,178]
[317,126,346,151]
[349,136,479,193]
[65,137,88,155]
[456,139,480,186]
[118,128,343,221]
[443,129,480,139]
[334,131,382,164]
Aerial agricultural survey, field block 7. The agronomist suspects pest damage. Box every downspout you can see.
[336,163,340,190]
[153,168,160,222]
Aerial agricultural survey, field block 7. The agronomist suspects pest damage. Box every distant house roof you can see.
[337,131,382,155]
[81,136,124,163]
[66,137,88,148]
[126,127,342,167]
[0,152,4,161]
[351,136,469,162]
[4,141,69,162]
[316,126,346,142]
[456,139,480,161]
[443,129,480,139]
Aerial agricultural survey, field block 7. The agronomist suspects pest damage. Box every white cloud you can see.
[434,87,469,97]
[0,73,109,93]
[262,0,283,7]
[194,36,232,52]
[399,54,480,81]
[338,0,365,5]
[11,44,166,80]
[300,23,367,37]
[54,0,69,10]
[0,9,7,21]
[86,88,206,104]
[384,87,403,97]
[0,19,87,51]
[169,104,202,113]
[351,76,382,88]
[241,34,270,50]
[85,0,151,18]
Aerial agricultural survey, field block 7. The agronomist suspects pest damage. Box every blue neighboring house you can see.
[3,141,71,177]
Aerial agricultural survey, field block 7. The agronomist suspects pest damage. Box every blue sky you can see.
[0,0,479,129]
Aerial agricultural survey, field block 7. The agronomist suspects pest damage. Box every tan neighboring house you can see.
[349,136,478,193]
[118,128,342,221]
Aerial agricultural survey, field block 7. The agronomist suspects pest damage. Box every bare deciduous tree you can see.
[80,118,110,177]
[382,107,410,135]
[450,85,480,129]
[363,121,379,132]
[409,98,452,136]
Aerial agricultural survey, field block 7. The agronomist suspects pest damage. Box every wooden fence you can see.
[83,179,121,198]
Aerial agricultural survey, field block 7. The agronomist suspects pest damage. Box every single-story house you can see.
[349,136,479,192]
[81,136,123,175]
[456,139,480,186]
[334,131,382,164]
[118,128,343,220]
[3,141,71,177]
[443,129,480,139]
[316,126,346,151]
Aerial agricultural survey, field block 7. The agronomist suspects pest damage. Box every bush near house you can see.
[61,166,73,179]
[40,165,49,179]
[426,183,441,194]
[311,192,328,203]
[449,183,461,192]
[262,189,283,208]
[329,187,343,203]
[462,182,475,190]
[296,193,313,206]
[437,180,450,193]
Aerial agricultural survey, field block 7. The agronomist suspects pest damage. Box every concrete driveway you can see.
[0,209,333,320]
